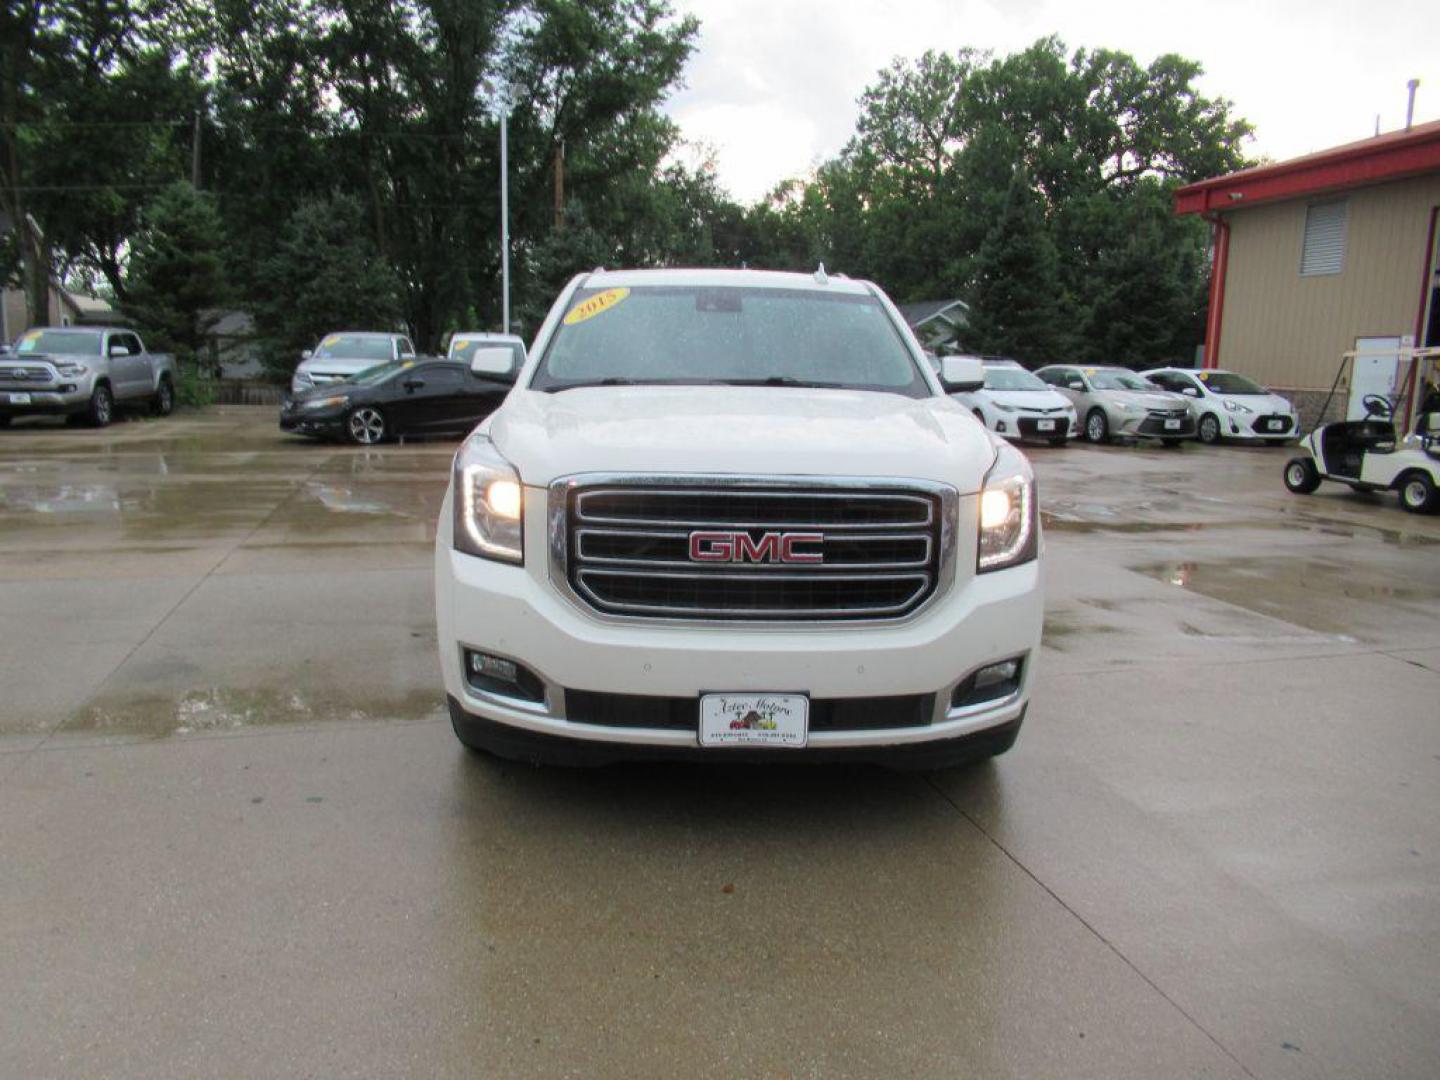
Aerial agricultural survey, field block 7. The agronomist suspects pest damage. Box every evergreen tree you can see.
[963,171,1076,365]
[122,182,230,366]
[251,193,405,378]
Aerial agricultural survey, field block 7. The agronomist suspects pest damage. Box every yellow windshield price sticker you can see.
[454,339,471,350]
[564,288,630,326]
[321,335,340,348]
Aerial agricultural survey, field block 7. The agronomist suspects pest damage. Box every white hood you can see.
[488,386,999,492]
[1223,392,1295,413]
[1106,389,1191,411]
[973,388,1073,412]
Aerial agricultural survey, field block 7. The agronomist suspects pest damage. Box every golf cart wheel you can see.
[1398,472,1439,514]
[1197,413,1221,444]
[1085,409,1109,444]
[346,406,387,445]
[1283,457,1321,495]
[88,383,114,427]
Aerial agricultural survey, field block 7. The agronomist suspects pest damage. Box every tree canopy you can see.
[3,12,1250,375]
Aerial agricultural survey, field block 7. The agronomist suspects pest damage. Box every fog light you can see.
[464,649,545,703]
[951,656,1024,709]
[996,420,1007,432]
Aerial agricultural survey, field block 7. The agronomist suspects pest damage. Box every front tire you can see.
[151,377,174,417]
[88,383,114,427]
[1398,472,1439,514]
[1284,456,1321,494]
[1197,413,1221,444]
[1085,409,1109,444]
[346,405,387,445]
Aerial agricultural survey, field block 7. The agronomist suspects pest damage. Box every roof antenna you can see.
[813,262,828,285]
[1406,78,1419,131]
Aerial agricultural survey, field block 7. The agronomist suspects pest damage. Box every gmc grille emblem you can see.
[688,531,824,564]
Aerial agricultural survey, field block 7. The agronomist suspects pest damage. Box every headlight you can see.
[453,433,523,564]
[1115,401,1143,413]
[302,395,349,410]
[991,402,1017,413]
[977,442,1038,573]
[292,371,314,389]
[56,363,89,376]
[1223,400,1252,414]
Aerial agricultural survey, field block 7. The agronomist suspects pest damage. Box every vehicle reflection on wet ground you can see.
[1,408,1438,1078]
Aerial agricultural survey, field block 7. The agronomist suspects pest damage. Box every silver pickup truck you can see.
[0,326,176,427]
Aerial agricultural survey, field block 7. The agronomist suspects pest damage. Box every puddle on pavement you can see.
[65,686,446,739]
[1133,557,1440,637]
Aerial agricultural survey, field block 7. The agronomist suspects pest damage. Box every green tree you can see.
[250,193,404,378]
[963,170,1077,365]
[122,181,229,366]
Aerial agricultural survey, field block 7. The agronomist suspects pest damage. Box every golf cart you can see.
[1283,394,1440,513]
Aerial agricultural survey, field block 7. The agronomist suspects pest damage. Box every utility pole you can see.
[500,105,510,335]
[191,109,201,188]
[554,140,565,231]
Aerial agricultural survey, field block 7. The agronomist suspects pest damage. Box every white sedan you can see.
[942,358,1078,446]
[1143,367,1299,445]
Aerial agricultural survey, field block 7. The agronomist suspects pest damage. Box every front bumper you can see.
[279,405,347,438]
[435,487,1043,761]
[1223,412,1297,440]
[1111,411,1196,439]
[993,412,1078,441]
[0,384,92,416]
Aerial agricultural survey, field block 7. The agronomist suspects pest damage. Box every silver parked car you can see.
[291,331,417,394]
[1035,364,1196,445]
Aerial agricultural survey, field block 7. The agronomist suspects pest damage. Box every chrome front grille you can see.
[0,366,54,384]
[553,477,951,622]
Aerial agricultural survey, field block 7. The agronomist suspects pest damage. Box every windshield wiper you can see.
[712,376,838,389]
[546,377,641,392]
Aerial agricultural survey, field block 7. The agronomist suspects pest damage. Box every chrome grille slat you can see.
[561,478,947,622]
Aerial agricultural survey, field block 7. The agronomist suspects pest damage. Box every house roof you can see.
[1175,118,1440,215]
[896,299,968,328]
[64,292,112,314]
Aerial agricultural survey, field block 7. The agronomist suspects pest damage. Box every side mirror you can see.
[938,356,984,393]
[469,346,517,384]
[1182,386,1200,397]
[301,349,312,360]
[0,344,10,355]
[1066,380,1084,391]
[109,345,131,358]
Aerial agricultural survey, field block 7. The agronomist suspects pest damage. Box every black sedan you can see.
[280,359,511,444]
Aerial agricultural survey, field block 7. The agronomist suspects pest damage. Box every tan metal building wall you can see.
[1217,172,1440,390]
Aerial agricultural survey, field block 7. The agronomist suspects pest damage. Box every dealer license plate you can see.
[699,693,808,748]
[1266,419,1285,431]
[1164,419,1181,430]
[7,393,31,405]
[1036,419,1055,431]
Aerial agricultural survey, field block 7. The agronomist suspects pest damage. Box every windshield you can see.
[14,329,103,356]
[1090,370,1156,391]
[984,366,1047,391]
[313,334,393,361]
[345,361,412,386]
[532,285,929,397]
[1198,371,1267,395]
[452,338,524,368]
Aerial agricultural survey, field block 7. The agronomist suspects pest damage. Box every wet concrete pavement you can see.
[2,408,1438,1078]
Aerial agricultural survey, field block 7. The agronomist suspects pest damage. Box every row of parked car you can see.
[937,356,1299,449]
[280,330,527,444]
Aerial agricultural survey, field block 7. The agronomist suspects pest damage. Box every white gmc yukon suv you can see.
[435,269,1043,767]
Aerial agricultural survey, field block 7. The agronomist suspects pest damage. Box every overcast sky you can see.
[663,0,1440,204]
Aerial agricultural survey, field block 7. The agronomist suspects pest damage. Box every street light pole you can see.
[500,106,510,335]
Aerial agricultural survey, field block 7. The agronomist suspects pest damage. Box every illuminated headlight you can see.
[301,395,349,410]
[1223,400,1253,414]
[977,442,1038,573]
[453,433,523,564]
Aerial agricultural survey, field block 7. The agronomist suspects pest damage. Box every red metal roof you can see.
[1175,118,1440,215]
